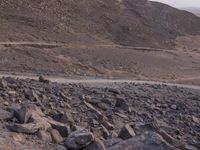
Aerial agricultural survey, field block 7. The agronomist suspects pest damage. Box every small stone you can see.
[50,129,63,144]
[64,129,94,149]
[171,105,177,110]
[8,90,16,95]
[37,130,52,142]
[192,116,199,124]
[118,124,136,140]
[0,79,7,88]
[3,101,9,106]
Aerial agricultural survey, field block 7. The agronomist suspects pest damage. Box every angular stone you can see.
[8,123,40,134]
[50,129,63,144]
[47,119,70,137]
[65,129,94,149]
[118,124,135,140]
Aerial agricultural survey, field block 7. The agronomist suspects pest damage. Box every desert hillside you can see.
[1,0,200,48]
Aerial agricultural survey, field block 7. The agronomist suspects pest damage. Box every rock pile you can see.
[0,77,199,149]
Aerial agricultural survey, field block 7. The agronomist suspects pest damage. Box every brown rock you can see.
[118,124,136,140]
[37,130,52,142]
[50,129,63,144]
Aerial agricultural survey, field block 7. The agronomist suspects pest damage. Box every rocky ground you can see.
[0,77,199,150]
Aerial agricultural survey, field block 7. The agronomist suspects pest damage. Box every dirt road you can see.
[1,73,200,90]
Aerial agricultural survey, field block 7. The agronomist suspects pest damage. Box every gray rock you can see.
[118,124,135,140]
[65,129,94,149]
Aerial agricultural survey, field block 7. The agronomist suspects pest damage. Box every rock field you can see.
[0,77,199,149]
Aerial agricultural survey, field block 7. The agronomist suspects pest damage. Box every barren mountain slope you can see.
[1,0,200,48]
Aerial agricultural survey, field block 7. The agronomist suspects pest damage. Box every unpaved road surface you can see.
[1,73,200,90]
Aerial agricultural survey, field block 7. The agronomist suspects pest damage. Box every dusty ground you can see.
[0,38,200,85]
